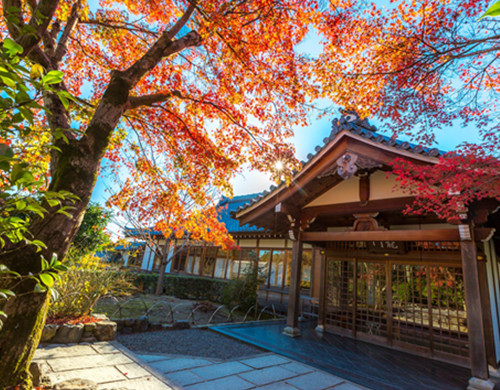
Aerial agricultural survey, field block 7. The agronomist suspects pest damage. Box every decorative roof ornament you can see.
[331,108,377,137]
[317,151,383,180]
[336,152,359,179]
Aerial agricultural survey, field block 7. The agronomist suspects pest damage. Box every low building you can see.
[127,112,500,389]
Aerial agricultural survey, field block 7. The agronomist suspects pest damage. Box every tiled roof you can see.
[115,241,145,250]
[218,194,265,233]
[235,112,445,214]
[124,227,163,237]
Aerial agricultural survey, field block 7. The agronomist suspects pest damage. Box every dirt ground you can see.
[94,294,273,325]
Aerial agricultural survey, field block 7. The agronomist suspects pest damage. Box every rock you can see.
[121,326,133,334]
[133,316,149,332]
[41,324,59,343]
[81,336,97,343]
[52,323,84,344]
[84,322,97,332]
[29,362,51,386]
[124,318,135,327]
[113,318,124,331]
[94,320,117,341]
[172,321,190,330]
[92,313,109,321]
[149,322,162,331]
[53,378,97,390]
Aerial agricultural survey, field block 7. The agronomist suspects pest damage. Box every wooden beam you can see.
[359,173,370,204]
[302,197,415,220]
[301,229,460,242]
[275,202,300,218]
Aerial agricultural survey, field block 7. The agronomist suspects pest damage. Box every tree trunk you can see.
[155,241,170,295]
[0,71,132,387]
[0,289,49,389]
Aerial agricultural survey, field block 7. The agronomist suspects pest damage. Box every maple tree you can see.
[316,0,500,221]
[0,0,320,387]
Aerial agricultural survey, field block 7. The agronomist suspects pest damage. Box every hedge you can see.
[126,272,229,303]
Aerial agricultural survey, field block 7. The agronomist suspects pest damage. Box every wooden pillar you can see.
[284,234,303,337]
[460,224,495,390]
[478,258,497,368]
[311,247,322,299]
[316,249,327,334]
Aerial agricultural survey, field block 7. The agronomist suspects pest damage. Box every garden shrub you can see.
[164,274,228,302]
[221,264,261,311]
[48,254,135,320]
[122,272,229,302]
[131,272,159,293]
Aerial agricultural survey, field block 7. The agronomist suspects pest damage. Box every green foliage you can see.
[479,0,500,20]
[164,275,229,302]
[126,272,229,302]
[48,254,135,320]
[0,37,77,328]
[70,202,112,257]
[221,264,262,311]
[131,272,160,294]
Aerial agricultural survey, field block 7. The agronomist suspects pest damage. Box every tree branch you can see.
[82,18,159,37]
[18,0,60,56]
[122,1,200,85]
[127,92,180,110]
[53,0,80,65]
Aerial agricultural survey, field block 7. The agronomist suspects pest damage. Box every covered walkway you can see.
[212,320,475,390]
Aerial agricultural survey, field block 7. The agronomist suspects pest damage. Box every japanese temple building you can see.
[134,112,500,390]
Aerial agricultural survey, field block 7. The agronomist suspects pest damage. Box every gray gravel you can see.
[117,329,264,360]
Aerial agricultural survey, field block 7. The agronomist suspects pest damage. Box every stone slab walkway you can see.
[35,342,370,390]
[34,342,174,389]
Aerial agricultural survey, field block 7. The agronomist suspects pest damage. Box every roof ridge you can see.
[234,110,446,215]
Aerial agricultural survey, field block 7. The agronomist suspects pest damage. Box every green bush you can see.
[124,272,229,302]
[164,275,228,302]
[48,254,135,320]
[131,273,159,294]
[221,264,261,311]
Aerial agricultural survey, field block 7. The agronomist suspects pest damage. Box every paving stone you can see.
[91,343,122,355]
[34,345,96,360]
[239,365,299,386]
[47,353,133,372]
[190,361,252,380]
[281,362,314,375]
[96,377,172,390]
[46,366,126,384]
[184,375,254,390]
[53,378,97,390]
[150,357,212,373]
[115,363,151,379]
[137,354,174,363]
[257,382,302,390]
[286,371,344,390]
[165,370,204,386]
[240,354,291,369]
[331,383,368,390]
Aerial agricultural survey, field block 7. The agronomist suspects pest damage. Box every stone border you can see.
[41,315,116,344]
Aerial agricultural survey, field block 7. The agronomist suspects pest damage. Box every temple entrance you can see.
[324,241,468,365]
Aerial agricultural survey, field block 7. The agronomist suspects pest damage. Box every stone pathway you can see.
[143,351,370,390]
[34,342,173,389]
[34,342,370,390]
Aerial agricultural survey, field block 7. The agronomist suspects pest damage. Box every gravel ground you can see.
[117,329,264,360]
